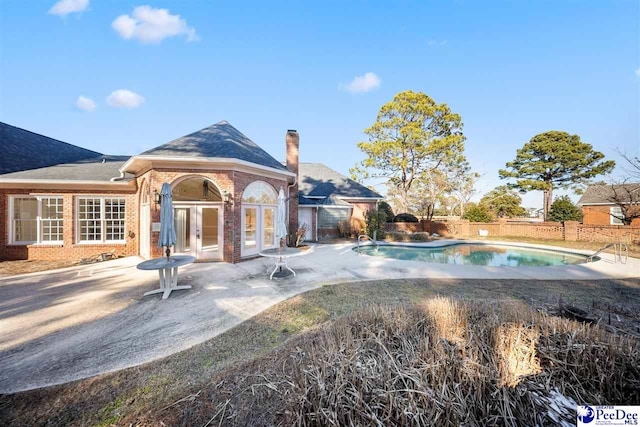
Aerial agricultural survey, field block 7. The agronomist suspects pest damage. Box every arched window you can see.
[141,181,150,205]
[173,177,222,202]
[242,181,277,205]
[241,181,279,256]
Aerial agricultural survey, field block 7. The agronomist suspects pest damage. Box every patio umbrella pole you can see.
[158,182,177,263]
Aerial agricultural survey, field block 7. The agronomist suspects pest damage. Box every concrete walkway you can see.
[1,240,638,393]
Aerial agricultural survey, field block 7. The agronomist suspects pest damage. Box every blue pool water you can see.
[354,244,589,266]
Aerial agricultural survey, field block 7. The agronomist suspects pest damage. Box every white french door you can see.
[140,204,150,259]
[241,205,276,257]
[173,204,223,260]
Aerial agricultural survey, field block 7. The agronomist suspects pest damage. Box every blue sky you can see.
[1,0,638,209]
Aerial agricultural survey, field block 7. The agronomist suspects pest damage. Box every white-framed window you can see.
[610,206,624,225]
[9,196,64,244]
[77,197,126,243]
[241,181,278,256]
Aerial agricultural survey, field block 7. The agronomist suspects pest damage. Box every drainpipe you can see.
[287,176,297,235]
[110,170,126,182]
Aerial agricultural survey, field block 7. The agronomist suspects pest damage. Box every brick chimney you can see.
[286,130,299,242]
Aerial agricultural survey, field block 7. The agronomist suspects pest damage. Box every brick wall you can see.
[583,206,615,225]
[1,169,290,263]
[0,187,138,261]
[576,224,640,244]
[145,169,288,263]
[349,201,377,221]
[583,205,640,227]
[385,219,639,244]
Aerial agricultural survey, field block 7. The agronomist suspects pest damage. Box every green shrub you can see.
[383,231,409,242]
[548,196,582,222]
[364,209,385,238]
[378,201,395,222]
[462,203,494,222]
[409,232,431,241]
[392,213,419,223]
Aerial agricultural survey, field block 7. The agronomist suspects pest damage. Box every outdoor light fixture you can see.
[222,190,232,204]
[153,189,161,206]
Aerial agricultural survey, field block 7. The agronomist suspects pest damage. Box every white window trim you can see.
[76,197,127,244]
[8,195,64,245]
[241,203,277,257]
[610,206,624,225]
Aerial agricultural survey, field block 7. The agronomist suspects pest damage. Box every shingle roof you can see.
[577,183,640,205]
[298,195,318,205]
[0,155,133,182]
[298,194,353,206]
[141,120,288,171]
[0,122,101,174]
[298,163,382,199]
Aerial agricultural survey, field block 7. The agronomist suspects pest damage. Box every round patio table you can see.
[137,255,196,300]
[259,247,306,280]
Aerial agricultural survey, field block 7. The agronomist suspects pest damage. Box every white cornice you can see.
[121,156,296,181]
[0,179,136,191]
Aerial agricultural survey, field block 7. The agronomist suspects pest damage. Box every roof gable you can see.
[299,163,382,199]
[141,120,288,171]
[578,183,640,205]
[0,122,101,174]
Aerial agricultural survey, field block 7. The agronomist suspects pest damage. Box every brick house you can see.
[0,121,381,262]
[297,163,383,240]
[578,183,640,226]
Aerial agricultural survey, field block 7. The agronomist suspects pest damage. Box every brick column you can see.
[498,218,507,237]
[456,219,470,237]
[564,221,579,241]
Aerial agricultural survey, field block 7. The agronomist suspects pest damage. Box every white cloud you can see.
[106,89,145,108]
[636,68,640,77]
[112,6,198,43]
[341,72,381,94]
[76,96,96,112]
[49,0,89,16]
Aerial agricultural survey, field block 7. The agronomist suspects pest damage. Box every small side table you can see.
[137,255,196,299]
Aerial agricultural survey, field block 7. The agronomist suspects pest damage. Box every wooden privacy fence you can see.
[383,219,639,244]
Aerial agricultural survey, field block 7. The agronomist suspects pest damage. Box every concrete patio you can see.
[1,240,638,393]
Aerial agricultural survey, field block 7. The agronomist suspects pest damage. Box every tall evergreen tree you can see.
[499,131,614,220]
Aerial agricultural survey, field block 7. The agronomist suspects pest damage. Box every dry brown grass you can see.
[1,279,639,426]
[167,298,637,426]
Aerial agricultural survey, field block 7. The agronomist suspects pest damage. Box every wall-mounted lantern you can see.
[222,190,232,205]
[153,189,162,206]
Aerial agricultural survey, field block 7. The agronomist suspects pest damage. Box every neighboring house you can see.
[0,121,381,262]
[577,183,640,226]
[298,163,383,240]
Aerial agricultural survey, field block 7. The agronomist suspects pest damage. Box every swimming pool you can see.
[354,243,591,267]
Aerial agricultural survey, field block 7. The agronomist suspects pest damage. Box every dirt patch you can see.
[0,259,80,276]
[1,278,639,426]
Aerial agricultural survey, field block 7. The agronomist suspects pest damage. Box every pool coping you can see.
[350,239,640,279]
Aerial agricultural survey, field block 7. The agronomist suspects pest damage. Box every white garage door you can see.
[298,208,313,241]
